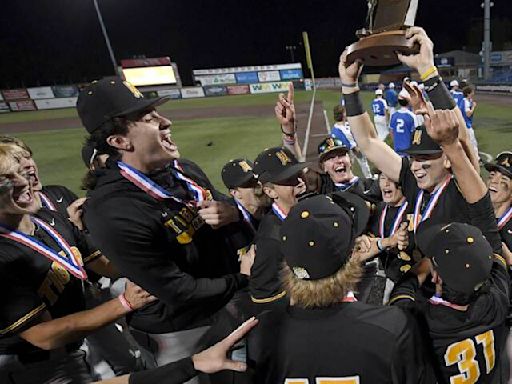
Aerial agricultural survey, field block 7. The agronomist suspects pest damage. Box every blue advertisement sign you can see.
[280,69,303,80]
[235,72,259,84]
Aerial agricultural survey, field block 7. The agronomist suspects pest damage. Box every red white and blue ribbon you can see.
[379,199,408,238]
[498,206,512,230]
[38,192,56,211]
[334,176,359,191]
[342,291,358,302]
[118,161,188,205]
[271,202,288,222]
[413,176,452,233]
[235,199,255,231]
[429,294,461,310]
[172,160,210,204]
[0,217,87,280]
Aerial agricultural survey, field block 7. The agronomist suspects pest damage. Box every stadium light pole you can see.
[481,0,494,81]
[285,45,297,63]
[92,0,119,75]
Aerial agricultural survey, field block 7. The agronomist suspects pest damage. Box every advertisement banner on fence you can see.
[195,74,236,86]
[203,85,227,97]
[280,69,303,80]
[226,85,250,95]
[235,72,259,84]
[9,100,36,111]
[181,87,205,99]
[34,97,78,110]
[157,89,181,99]
[258,71,280,82]
[476,85,512,93]
[249,81,292,94]
[52,85,79,98]
[2,89,29,101]
[28,86,55,100]
[0,102,10,113]
[193,63,302,76]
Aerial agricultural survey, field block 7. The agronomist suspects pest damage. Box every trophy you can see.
[346,0,419,66]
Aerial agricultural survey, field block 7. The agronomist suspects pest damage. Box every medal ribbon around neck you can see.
[413,176,452,233]
[498,206,512,230]
[334,176,359,191]
[379,199,408,238]
[342,290,358,302]
[172,160,211,204]
[38,192,57,211]
[271,202,288,222]
[0,217,87,280]
[235,199,255,231]
[118,161,192,206]
[428,294,462,310]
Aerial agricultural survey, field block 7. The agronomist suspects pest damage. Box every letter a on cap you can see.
[276,150,291,166]
[123,81,143,98]
[412,129,422,145]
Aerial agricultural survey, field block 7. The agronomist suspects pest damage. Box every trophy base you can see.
[346,30,418,67]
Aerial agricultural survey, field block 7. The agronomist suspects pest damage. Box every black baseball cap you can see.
[318,137,349,162]
[280,194,354,280]
[81,141,96,167]
[221,158,257,189]
[77,76,170,133]
[484,151,512,179]
[330,191,371,237]
[404,125,442,156]
[416,222,493,295]
[253,147,305,184]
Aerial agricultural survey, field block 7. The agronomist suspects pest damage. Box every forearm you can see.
[21,297,129,350]
[442,141,486,203]
[88,255,121,279]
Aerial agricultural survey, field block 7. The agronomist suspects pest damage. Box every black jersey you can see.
[0,209,99,358]
[319,173,381,202]
[498,214,512,251]
[249,210,288,308]
[83,159,248,333]
[369,201,415,282]
[39,185,79,219]
[248,302,433,384]
[390,256,510,384]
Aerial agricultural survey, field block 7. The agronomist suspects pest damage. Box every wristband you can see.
[118,293,134,311]
[344,91,365,117]
[424,76,456,110]
[281,125,295,137]
[283,136,296,145]
[419,65,438,82]
[377,238,385,252]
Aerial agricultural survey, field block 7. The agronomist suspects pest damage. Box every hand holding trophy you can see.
[346,0,420,66]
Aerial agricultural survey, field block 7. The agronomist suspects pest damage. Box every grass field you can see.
[3,90,512,195]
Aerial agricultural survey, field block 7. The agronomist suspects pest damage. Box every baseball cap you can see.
[280,194,354,280]
[404,125,442,156]
[449,80,459,88]
[318,137,349,163]
[81,141,97,167]
[375,89,383,95]
[484,151,512,179]
[416,222,493,295]
[253,147,305,184]
[330,191,371,237]
[221,158,257,189]
[77,76,170,133]
[389,82,395,88]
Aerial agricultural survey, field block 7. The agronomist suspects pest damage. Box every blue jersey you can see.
[385,89,398,107]
[389,109,417,155]
[371,98,387,116]
[450,90,464,109]
[331,122,356,150]
[462,98,474,129]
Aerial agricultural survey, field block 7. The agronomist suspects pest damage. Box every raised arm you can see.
[276,83,303,159]
[339,51,402,182]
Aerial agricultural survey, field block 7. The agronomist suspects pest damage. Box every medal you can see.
[0,217,87,280]
[172,160,212,204]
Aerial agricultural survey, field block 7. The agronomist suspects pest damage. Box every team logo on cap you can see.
[412,130,422,145]
[238,160,252,173]
[293,266,310,280]
[276,150,291,166]
[326,138,335,149]
[500,157,511,168]
[123,81,143,99]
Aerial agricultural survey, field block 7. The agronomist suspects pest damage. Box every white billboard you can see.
[34,97,77,110]
[249,81,291,94]
[258,71,281,82]
[181,87,205,99]
[28,86,55,100]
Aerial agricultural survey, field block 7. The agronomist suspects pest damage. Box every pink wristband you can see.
[118,293,134,311]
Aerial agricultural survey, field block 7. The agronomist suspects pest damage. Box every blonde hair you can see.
[0,144,26,175]
[282,258,363,308]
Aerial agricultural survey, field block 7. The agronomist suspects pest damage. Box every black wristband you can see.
[344,91,365,117]
[424,76,456,110]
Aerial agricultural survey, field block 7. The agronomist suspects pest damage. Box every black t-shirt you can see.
[0,209,98,357]
[83,159,248,333]
[249,210,286,304]
[248,302,434,383]
[498,215,512,251]
[390,257,510,384]
[369,201,415,282]
[319,174,382,202]
[39,185,79,219]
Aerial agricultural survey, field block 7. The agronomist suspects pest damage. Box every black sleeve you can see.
[466,191,502,255]
[391,312,436,384]
[388,272,421,309]
[85,197,247,306]
[129,357,197,384]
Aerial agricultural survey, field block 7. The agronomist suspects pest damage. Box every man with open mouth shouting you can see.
[78,77,254,382]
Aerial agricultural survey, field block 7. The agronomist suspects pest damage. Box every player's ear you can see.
[230,188,240,200]
[263,183,277,199]
[106,134,132,152]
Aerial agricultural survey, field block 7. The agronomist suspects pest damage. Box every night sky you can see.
[0,0,511,89]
